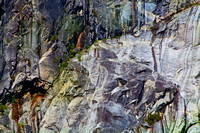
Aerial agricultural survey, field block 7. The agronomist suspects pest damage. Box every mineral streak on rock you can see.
[0,0,200,133]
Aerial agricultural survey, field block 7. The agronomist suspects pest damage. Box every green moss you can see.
[145,113,161,126]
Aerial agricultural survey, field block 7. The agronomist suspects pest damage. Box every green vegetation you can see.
[3,123,8,127]
[19,6,23,11]
[194,43,200,47]
[6,38,11,43]
[59,42,76,72]
[42,16,46,21]
[85,45,91,50]
[11,95,17,103]
[50,34,58,42]
[18,123,25,127]
[11,75,15,80]
[145,113,161,126]
[77,54,82,62]
[12,3,15,8]
[0,102,7,113]
[94,40,98,43]
[115,36,121,39]
[9,16,13,21]
[53,56,59,63]
[63,7,66,12]
[32,92,42,98]
[20,20,25,27]
[136,126,141,133]
[60,58,69,72]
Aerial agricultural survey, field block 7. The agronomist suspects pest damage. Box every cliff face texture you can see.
[0,0,200,133]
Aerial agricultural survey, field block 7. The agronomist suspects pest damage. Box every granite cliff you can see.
[0,0,200,133]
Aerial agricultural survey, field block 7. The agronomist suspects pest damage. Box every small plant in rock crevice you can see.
[77,54,82,62]
[0,102,7,113]
[50,34,58,42]
[145,112,161,126]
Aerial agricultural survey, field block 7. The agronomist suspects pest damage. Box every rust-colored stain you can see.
[11,102,19,122]
[44,38,48,44]
[31,94,45,110]
[76,29,85,51]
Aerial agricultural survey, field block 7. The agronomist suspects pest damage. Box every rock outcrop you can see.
[0,0,200,133]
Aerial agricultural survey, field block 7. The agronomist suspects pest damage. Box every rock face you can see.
[0,0,200,133]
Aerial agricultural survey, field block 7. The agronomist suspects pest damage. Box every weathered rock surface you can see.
[0,0,200,133]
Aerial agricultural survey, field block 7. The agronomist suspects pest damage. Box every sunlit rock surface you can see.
[0,0,200,133]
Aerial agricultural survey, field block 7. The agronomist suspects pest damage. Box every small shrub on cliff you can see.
[77,54,82,61]
[0,102,7,113]
[145,113,161,126]
[11,95,17,103]
[94,40,98,43]
[42,16,46,21]
[3,123,8,127]
[194,43,200,47]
